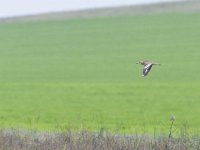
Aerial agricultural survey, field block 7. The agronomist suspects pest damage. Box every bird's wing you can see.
[143,64,153,76]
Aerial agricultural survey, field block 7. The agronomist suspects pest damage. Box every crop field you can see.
[0,13,200,133]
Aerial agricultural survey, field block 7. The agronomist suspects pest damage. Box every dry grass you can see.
[0,129,199,150]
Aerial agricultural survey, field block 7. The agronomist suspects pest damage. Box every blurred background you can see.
[0,0,183,18]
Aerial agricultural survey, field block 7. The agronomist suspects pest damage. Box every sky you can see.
[0,0,183,18]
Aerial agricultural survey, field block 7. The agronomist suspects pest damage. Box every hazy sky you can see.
[0,0,183,18]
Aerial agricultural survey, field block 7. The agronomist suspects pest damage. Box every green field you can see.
[0,13,200,133]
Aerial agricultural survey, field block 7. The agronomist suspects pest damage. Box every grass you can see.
[0,129,199,150]
[0,13,200,132]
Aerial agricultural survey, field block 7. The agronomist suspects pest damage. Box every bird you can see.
[136,60,161,77]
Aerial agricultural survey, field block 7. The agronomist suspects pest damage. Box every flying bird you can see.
[136,60,161,77]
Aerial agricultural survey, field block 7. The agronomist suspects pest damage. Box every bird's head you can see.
[136,61,143,65]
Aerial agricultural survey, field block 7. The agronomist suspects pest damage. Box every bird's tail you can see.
[153,63,161,65]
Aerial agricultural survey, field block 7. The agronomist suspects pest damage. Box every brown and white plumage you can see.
[136,60,161,77]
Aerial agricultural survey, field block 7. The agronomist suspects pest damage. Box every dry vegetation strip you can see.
[0,130,199,150]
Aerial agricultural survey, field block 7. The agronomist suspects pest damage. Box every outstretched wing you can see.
[142,64,153,76]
